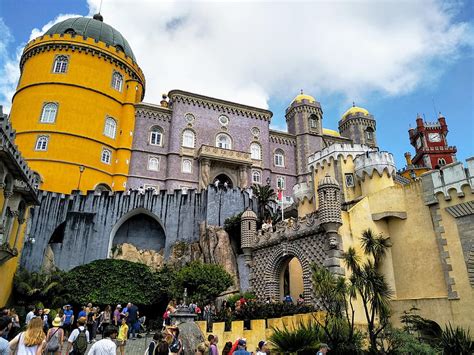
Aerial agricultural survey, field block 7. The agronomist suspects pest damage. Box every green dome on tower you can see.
[45,15,136,62]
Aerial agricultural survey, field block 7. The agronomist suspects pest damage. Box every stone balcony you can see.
[198,145,253,165]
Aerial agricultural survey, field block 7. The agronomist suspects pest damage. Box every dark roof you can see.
[45,16,136,62]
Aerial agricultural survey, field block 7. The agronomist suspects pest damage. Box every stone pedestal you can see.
[169,305,204,354]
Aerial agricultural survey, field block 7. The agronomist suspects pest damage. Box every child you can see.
[117,317,128,355]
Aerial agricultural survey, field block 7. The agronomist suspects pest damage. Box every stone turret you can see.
[240,209,257,263]
[354,151,396,195]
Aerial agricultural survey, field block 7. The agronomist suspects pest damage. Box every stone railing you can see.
[198,145,253,164]
[308,143,373,171]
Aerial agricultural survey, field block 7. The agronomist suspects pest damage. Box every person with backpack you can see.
[166,326,183,355]
[146,332,168,355]
[45,317,64,355]
[117,317,129,355]
[66,317,89,355]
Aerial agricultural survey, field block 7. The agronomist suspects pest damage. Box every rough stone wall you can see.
[21,187,256,271]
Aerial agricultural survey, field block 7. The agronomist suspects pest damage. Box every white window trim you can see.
[52,55,69,74]
[252,170,261,184]
[250,142,262,160]
[104,116,117,139]
[182,158,193,174]
[182,129,195,148]
[216,133,232,150]
[147,156,160,171]
[218,115,229,126]
[40,102,58,123]
[149,127,163,146]
[277,176,286,190]
[101,148,112,164]
[35,136,49,151]
[274,150,285,167]
[111,71,123,92]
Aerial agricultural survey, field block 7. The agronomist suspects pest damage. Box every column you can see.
[199,159,211,190]
[13,215,26,250]
[0,190,12,243]
[239,165,249,189]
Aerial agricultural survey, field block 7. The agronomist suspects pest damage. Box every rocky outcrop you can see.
[111,243,165,271]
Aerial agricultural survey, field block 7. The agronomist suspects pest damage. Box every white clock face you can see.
[428,133,441,142]
[416,137,422,148]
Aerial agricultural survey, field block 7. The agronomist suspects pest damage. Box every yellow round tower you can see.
[9,14,145,194]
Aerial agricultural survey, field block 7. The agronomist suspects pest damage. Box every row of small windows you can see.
[52,56,123,92]
[147,156,193,174]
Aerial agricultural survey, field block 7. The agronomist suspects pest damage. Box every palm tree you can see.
[252,183,276,222]
[343,229,394,353]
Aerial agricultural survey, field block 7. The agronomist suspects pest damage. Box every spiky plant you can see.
[269,321,322,354]
[440,323,473,354]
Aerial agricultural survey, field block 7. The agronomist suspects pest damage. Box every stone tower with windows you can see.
[338,104,377,148]
[240,209,257,263]
[286,91,325,182]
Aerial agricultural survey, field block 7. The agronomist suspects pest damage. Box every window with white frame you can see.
[150,126,163,146]
[182,129,195,148]
[277,176,286,190]
[148,156,160,171]
[252,170,261,184]
[35,136,49,151]
[52,55,69,73]
[104,117,117,138]
[40,103,58,123]
[274,149,285,167]
[309,114,318,129]
[182,159,192,173]
[101,148,112,164]
[111,71,123,92]
[250,143,262,160]
[216,133,232,149]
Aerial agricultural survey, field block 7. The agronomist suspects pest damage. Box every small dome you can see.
[45,16,136,62]
[318,173,339,187]
[342,104,370,120]
[241,209,257,219]
[322,128,341,137]
[292,90,317,104]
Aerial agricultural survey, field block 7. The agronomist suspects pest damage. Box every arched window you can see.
[40,103,58,123]
[438,158,447,166]
[111,71,123,92]
[216,133,232,149]
[309,114,318,129]
[182,129,195,148]
[150,126,163,146]
[148,157,160,171]
[35,136,49,151]
[52,55,68,73]
[274,149,285,167]
[250,143,262,160]
[104,117,117,138]
[277,176,286,190]
[182,159,192,173]
[101,148,112,164]
[252,170,261,184]
[366,127,374,140]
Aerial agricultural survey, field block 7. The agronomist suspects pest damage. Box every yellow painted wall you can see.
[9,34,145,194]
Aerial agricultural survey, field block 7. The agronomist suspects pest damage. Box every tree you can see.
[170,261,233,304]
[62,259,164,306]
[343,229,394,353]
[252,183,276,221]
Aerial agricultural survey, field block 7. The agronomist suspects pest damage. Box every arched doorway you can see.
[213,173,233,188]
[279,257,304,303]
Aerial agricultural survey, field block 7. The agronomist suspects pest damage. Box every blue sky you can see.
[0,0,472,167]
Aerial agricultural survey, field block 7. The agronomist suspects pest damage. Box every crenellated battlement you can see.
[354,151,396,181]
[293,181,314,203]
[422,157,474,204]
[308,143,374,171]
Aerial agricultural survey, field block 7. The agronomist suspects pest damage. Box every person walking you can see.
[86,307,97,342]
[0,316,11,355]
[100,305,112,334]
[9,317,46,354]
[24,305,35,326]
[88,326,118,355]
[45,317,64,355]
[126,303,139,340]
[167,326,183,355]
[8,308,20,341]
[113,305,122,327]
[209,334,219,355]
[256,341,268,355]
[117,317,129,355]
[232,339,251,355]
[62,305,74,338]
[66,317,89,355]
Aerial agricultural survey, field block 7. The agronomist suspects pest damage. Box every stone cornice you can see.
[338,116,376,131]
[135,103,172,122]
[269,131,296,146]
[286,104,322,121]
[168,90,273,121]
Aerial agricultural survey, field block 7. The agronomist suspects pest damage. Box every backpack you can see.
[73,328,88,354]
[144,340,156,355]
[169,336,181,353]
[47,328,61,352]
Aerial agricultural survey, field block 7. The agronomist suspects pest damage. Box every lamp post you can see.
[77,165,85,191]
[266,177,271,186]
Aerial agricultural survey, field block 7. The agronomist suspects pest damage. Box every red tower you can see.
[408,113,457,169]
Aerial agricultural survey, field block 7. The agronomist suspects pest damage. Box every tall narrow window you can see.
[274,149,285,167]
[101,148,112,164]
[35,136,49,151]
[104,117,117,138]
[150,126,163,146]
[277,176,286,190]
[148,157,159,171]
[111,71,123,92]
[250,143,262,160]
[216,133,232,149]
[40,103,58,123]
[182,130,195,148]
[53,55,68,73]
[366,127,374,140]
[252,170,261,184]
[182,159,192,173]
[309,114,318,129]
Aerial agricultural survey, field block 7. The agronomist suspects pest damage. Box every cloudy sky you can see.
[0,0,472,165]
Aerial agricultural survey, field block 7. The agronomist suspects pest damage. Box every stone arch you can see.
[108,208,166,256]
[212,173,234,189]
[94,183,112,194]
[264,244,313,303]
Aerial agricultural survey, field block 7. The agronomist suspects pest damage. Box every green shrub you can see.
[269,321,322,354]
[383,328,438,354]
[440,323,473,354]
[226,291,256,306]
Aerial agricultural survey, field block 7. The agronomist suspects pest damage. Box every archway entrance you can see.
[112,212,165,252]
[214,173,233,188]
[279,257,304,303]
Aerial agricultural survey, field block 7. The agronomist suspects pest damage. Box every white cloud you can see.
[1,1,472,114]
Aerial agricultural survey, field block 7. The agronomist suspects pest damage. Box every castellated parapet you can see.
[293,181,314,203]
[308,143,373,171]
[354,151,396,180]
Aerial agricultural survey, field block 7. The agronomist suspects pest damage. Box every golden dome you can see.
[292,90,316,104]
[322,128,341,137]
[342,104,369,119]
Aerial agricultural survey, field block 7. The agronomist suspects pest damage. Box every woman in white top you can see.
[9,317,46,355]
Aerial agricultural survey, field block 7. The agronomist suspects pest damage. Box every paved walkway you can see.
[59,334,156,354]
